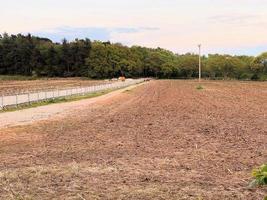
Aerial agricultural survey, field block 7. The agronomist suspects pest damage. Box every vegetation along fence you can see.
[0,79,146,110]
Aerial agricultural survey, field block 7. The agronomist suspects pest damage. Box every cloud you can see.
[208,13,266,27]
[34,26,159,43]
[113,27,159,33]
[205,44,267,56]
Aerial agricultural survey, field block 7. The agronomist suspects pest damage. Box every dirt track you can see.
[0,83,145,128]
[0,80,266,199]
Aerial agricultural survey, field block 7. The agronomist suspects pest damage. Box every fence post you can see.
[1,95,3,109]
[16,94,18,107]
[28,93,30,105]
[0,80,141,110]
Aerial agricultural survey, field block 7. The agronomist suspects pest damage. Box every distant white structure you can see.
[198,44,202,82]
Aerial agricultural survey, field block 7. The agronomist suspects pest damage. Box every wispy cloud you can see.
[113,27,159,33]
[3,0,267,55]
[34,26,160,42]
[208,13,265,26]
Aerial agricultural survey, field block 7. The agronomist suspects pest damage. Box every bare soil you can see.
[0,83,143,128]
[0,80,266,199]
[0,78,105,96]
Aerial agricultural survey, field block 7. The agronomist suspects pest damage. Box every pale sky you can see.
[1,0,267,55]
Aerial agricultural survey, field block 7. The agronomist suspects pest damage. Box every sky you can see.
[1,0,267,55]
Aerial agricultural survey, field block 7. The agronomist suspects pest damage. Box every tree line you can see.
[0,33,267,80]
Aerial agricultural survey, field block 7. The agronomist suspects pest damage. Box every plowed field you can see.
[0,80,266,199]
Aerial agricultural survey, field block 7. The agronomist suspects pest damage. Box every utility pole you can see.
[198,44,202,82]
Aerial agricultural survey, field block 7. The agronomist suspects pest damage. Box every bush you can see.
[196,85,204,90]
[259,74,267,81]
[239,72,253,80]
[251,73,260,81]
[250,164,267,187]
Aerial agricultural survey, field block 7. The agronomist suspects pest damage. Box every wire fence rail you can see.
[0,79,146,110]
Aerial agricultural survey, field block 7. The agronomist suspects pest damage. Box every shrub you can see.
[239,72,253,80]
[196,85,204,90]
[250,164,267,187]
[251,73,260,81]
[259,74,267,81]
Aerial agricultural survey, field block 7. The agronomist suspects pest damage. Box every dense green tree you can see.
[0,33,266,80]
[60,38,72,76]
[86,42,110,78]
[0,43,4,74]
[206,55,246,79]
[178,54,199,78]
[71,38,92,76]
[250,53,267,80]
[252,53,267,73]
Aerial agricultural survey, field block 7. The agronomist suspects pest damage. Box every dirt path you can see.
[0,83,145,128]
[0,80,266,200]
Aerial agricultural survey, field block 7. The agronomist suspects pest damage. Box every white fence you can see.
[0,79,145,109]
